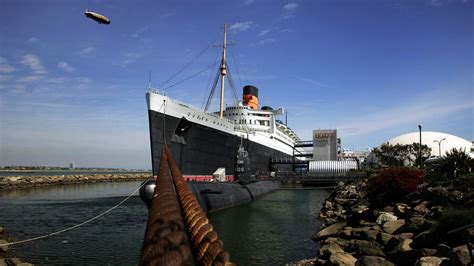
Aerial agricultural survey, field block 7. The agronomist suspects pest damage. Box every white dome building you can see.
[386,131,473,157]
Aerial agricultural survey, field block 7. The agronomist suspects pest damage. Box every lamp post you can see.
[433,138,446,157]
[418,124,422,168]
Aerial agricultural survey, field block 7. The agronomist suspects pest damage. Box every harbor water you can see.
[0,181,331,265]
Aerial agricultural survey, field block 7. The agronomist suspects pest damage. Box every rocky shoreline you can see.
[0,173,150,190]
[0,226,32,266]
[308,179,473,265]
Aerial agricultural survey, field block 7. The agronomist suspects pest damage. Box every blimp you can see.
[84,9,111,24]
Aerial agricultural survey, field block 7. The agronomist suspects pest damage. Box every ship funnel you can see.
[242,85,259,110]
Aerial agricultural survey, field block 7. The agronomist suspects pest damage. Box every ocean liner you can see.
[146,25,301,182]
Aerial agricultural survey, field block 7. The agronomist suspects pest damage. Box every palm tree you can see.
[437,148,472,181]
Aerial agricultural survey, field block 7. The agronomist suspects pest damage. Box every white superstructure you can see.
[147,89,301,156]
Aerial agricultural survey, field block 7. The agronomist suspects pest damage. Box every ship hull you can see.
[148,109,293,177]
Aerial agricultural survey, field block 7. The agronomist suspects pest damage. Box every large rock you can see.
[377,232,396,247]
[395,203,410,217]
[314,222,346,240]
[323,237,350,249]
[320,242,345,259]
[450,245,471,265]
[348,227,379,241]
[0,226,3,234]
[387,239,421,265]
[436,244,451,258]
[414,256,450,266]
[376,212,398,225]
[404,216,433,233]
[329,252,357,266]
[383,219,405,234]
[413,201,431,215]
[0,240,8,252]
[348,239,385,258]
[355,256,394,266]
[411,230,437,249]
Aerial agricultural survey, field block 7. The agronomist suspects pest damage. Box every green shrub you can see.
[367,167,425,207]
[435,207,474,246]
[434,148,472,182]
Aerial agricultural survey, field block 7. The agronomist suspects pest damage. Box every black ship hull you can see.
[148,110,292,177]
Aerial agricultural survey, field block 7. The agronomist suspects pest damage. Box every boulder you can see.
[0,240,8,252]
[377,232,395,247]
[383,219,405,234]
[388,248,421,265]
[411,230,437,249]
[348,239,385,258]
[355,256,394,266]
[419,248,438,257]
[329,252,357,266]
[325,200,335,211]
[362,230,379,241]
[436,244,451,258]
[414,256,450,266]
[405,216,433,233]
[349,227,376,240]
[398,233,414,240]
[450,245,471,266]
[376,212,398,225]
[429,206,444,218]
[0,259,5,266]
[315,259,328,265]
[395,203,410,217]
[323,237,350,249]
[0,226,3,234]
[413,201,431,215]
[314,222,346,240]
[320,242,345,259]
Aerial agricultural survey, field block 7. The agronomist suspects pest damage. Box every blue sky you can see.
[0,0,472,169]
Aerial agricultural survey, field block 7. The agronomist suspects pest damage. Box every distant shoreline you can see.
[0,173,151,190]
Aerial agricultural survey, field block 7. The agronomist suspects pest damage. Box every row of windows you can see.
[234,119,270,126]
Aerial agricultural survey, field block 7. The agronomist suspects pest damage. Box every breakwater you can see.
[310,179,473,265]
[0,174,149,190]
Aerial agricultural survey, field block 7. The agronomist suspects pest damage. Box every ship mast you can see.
[219,24,228,119]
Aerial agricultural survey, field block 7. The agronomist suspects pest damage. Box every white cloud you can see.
[294,76,329,88]
[27,37,38,43]
[79,47,96,56]
[429,0,443,7]
[258,29,271,37]
[58,61,74,73]
[335,92,473,137]
[20,54,47,75]
[12,84,26,94]
[17,75,43,83]
[229,21,254,32]
[0,57,15,73]
[119,53,142,67]
[283,2,299,19]
[284,2,298,11]
[245,0,255,5]
[256,38,275,46]
[131,25,150,38]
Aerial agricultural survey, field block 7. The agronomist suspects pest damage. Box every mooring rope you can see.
[0,181,146,247]
[140,145,233,265]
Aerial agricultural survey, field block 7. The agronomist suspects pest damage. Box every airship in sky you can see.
[84,9,111,24]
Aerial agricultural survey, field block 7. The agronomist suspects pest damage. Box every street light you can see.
[418,124,422,168]
[433,138,446,157]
